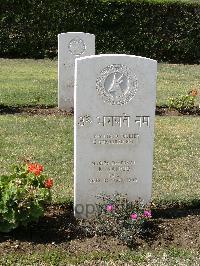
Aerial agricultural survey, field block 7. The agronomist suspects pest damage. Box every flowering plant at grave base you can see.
[0,163,53,233]
[167,88,199,112]
[94,193,152,245]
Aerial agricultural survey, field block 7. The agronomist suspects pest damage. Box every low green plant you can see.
[93,193,152,245]
[167,90,198,112]
[0,162,53,232]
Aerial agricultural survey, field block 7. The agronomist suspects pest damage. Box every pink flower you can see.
[106,204,113,212]
[130,213,137,220]
[144,210,152,218]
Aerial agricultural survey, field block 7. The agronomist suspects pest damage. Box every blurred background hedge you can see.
[0,0,200,63]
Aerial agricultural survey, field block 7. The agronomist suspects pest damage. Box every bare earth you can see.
[0,105,200,116]
[0,205,199,254]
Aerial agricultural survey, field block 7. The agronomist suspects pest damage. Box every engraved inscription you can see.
[77,114,151,128]
[96,64,138,105]
[92,160,135,171]
[68,38,86,56]
[89,160,137,184]
[89,177,137,184]
[97,114,130,127]
[135,116,150,127]
[93,133,139,145]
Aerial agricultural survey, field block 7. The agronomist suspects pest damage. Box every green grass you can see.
[102,0,200,4]
[0,115,73,203]
[0,59,199,263]
[0,59,57,107]
[157,63,200,106]
[0,59,200,107]
[0,59,199,205]
[154,0,200,2]
[153,116,200,205]
[0,115,199,205]
[0,248,199,265]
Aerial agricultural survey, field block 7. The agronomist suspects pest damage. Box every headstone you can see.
[58,32,95,111]
[74,54,157,218]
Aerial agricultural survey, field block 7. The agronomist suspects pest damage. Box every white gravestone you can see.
[58,32,95,111]
[74,54,157,218]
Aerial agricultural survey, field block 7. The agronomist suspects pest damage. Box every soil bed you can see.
[0,105,200,116]
[0,205,199,255]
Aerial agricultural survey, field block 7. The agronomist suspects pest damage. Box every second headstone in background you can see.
[58,32,95,111]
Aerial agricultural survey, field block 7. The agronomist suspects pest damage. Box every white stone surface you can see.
[58,32,95,111]
[74,54,157,218]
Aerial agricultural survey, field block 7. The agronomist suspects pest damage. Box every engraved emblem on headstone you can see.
[68,38,86,56]
[96,64,138,105]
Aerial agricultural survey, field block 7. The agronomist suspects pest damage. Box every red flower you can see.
[191,89,198,97]
[44,178,53,189]
[28,163,44,176]
[189,89,198,97]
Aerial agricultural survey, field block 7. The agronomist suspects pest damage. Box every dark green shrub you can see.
[0,0,200,63]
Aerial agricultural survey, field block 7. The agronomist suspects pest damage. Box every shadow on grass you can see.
[0,104,23,115]
[0,104,53,114]
[0,104,73,116]
[0,204,82,245]
[1,104,199,116]
[152,199,200,219]
[155,105,200,116]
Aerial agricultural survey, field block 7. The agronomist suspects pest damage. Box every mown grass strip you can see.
[157,63,200,106]
[159,0,199,3]
[0,115,73,203]
[0,59,57,107]
[1,59,200,107]
[107,0,200,4]
[0,115,199,205]
[0,248,199,266]
[153,116,200,205]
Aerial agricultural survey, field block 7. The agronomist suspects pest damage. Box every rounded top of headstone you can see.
[59,32,94,36]
[75,54,157,63]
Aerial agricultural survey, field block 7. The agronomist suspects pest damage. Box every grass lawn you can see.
[0,114,199,206]
[0,115,73,203]
[0,59,199,264]
[104,0,200,4]
[0,59,57,107]
[153,116,200,205]
[0,248,199,266]
[151,0,200,3]
[157,63,200,106]
[0,59,200,107]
